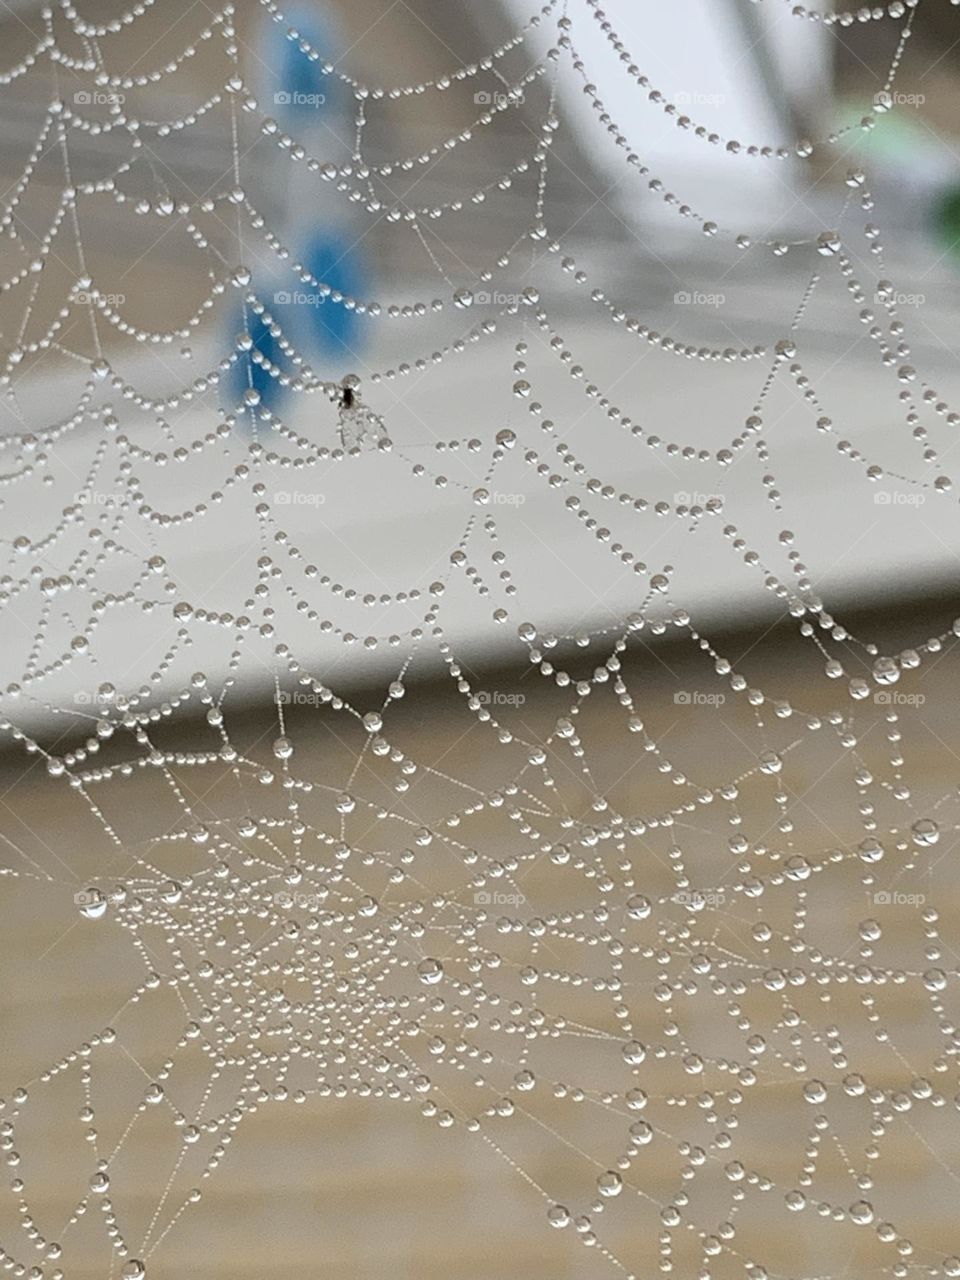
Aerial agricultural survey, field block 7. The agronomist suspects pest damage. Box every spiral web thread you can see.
[0,0,959,1277]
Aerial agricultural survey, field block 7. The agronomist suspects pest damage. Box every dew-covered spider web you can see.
[2,0,960,1277]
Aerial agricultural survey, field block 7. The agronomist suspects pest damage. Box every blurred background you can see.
[2,0,960,706]
[0,0,959,1277]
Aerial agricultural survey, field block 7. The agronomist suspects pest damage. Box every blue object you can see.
[225,306,289,418]
[301,233,367,363]
[270,6,339,119]
[224,3,370,420]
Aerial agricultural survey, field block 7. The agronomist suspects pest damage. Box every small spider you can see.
[337,374,386,451]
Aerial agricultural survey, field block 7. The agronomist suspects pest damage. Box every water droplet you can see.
[417,958,444,985]
[629,1119,653,1144]
[911,819,939,847]
[622,1040,646,1064]
[923,969,947,992]
[849,1199,874,1225]
[78,890,107,920]
[803,1079,827,1104]
[626,895,651,920]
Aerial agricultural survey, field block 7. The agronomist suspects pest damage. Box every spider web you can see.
[0,0,959,1277]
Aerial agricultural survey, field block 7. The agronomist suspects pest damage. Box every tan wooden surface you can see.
[0,614,958,1278]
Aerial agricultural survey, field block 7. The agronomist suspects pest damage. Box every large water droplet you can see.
[417,958,444,985]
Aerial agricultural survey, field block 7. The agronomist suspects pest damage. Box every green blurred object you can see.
[935,186,960,257]
[840,96,960,257]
